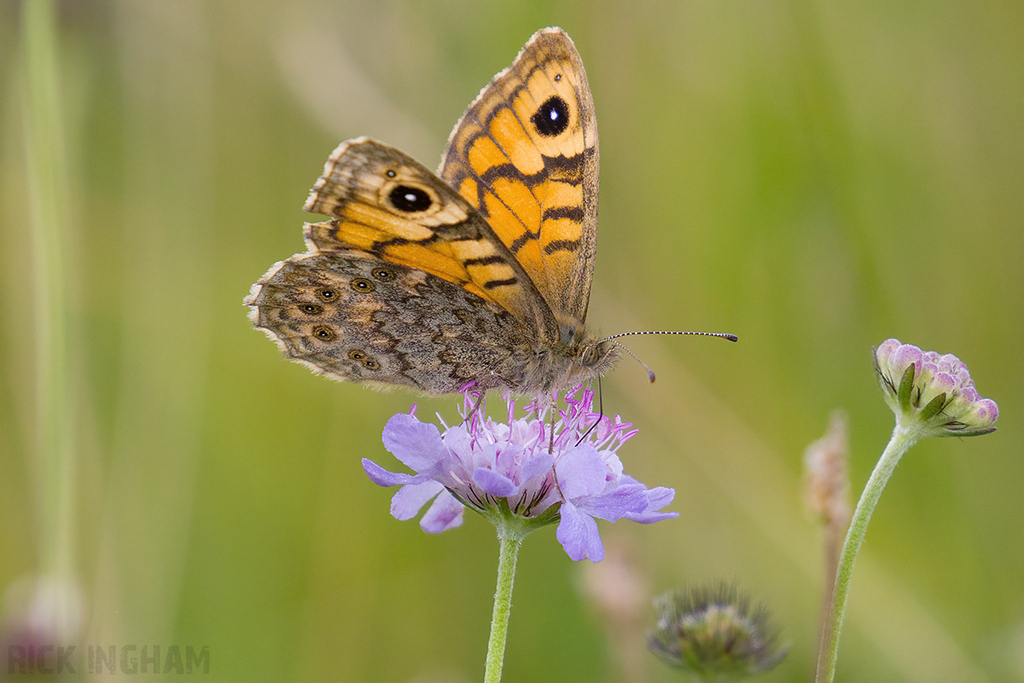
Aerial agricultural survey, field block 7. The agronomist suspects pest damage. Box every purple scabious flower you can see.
[362,387,678,562]
[873,339,998,438]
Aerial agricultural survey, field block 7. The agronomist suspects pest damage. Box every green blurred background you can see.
[2,1,1021,681]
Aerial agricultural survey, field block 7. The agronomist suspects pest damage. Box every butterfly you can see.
[247,28,644,395]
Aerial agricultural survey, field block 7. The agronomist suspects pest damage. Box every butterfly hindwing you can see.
[247,250,537,394]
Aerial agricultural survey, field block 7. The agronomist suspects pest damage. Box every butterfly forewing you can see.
[302,138,560,343]
[439,28,599,325]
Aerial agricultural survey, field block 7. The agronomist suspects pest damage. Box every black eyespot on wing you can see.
[299,303,324,315]
[312,325,336,341]
[350,278,376,292]
[315,287,339,302]
[347,348,380,371]
[389,185,432,212]
[531,96,570,137]
[371,267,396,282]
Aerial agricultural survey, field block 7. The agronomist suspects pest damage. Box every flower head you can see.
[362,387,678,562]
[648,582,786,681]
[873,339,998,438]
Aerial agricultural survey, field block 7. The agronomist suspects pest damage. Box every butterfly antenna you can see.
[602,330,738,384]
[609,341,657,383]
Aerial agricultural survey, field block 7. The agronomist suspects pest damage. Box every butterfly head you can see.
[554,317,621,385]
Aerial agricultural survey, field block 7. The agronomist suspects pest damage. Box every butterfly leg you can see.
[458,389,487,427]
[547,407,556,454]
[574,377,603,446]
[547,399,572,504]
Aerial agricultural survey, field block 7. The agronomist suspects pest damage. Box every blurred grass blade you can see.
[22,0,77,582]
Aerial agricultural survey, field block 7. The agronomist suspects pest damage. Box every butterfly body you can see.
[251,239,618,395]
[247,28,620,396]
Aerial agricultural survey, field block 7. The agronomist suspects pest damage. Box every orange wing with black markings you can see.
[439,27,599,325]
[303,137,561,345]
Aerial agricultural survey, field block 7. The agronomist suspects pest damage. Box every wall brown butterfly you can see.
[246,28,733,395]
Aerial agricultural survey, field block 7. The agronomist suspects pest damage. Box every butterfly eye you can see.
[349,278,376,292]
[371,267,396,282]
[312,325,337,341]
[299,303,323,315]
[315,287,338,302]
[531,96,570,137]
[388,184,433,213]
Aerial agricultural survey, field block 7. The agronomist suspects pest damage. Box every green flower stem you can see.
[23,0,76,581]
[815,423,920,683]
[483,518,530,683]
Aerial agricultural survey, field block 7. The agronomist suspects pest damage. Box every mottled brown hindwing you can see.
[247,249,537,393]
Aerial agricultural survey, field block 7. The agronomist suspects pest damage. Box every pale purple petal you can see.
[390,480,445,520]
[876,339,901,356]
[362,458,425,487]
[624,486,680,523]
[960,385,980,403]
[556,501,605,562]
[600,450,625,481]
[889,343,923,376]
[575,482,649,521]
[626,509,679,524]
[518,452,554,483]
[382,413,449,473]
[556,446,607,499]
[493,443,526,475]
[468,441,499,473]
[874,339,901,369]
[474,468,517,496]
[970,398,999,425]
[930,372,956,393]
[420,492,465,533]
